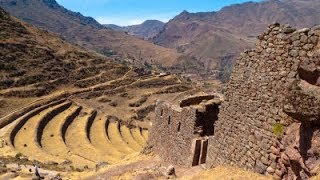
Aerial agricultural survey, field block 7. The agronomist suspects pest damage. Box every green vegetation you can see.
[101,49,115,57]
[129,96,148,107]
[0,63,17,71]
[15,153,23,159]
[203,82,214,89]
[272,123,284,137]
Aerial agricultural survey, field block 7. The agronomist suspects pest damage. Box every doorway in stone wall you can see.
[192,138,209,166]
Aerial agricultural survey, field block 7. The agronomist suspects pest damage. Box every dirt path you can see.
[84,156,205,180]
[86,159,161,179]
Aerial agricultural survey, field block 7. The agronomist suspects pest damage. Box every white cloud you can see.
[96,12,177,26]
[96,17,144,26]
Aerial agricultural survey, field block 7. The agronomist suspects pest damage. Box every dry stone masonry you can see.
[149,95,222,166]
[150,23,320,179]
[208,23,320,179]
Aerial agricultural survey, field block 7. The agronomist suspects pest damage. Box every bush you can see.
[0,99,6,108]
[15,74,47,86]
[98,97,112,103]
[272,123,284,137]
[135,104,156,120]
[0,79,14,88]
[2,64,17,71]
[129,96,148,107]
[109,101,118,107]
[102,49,115,57]
[8,70,26,77]
[15,153,23,159]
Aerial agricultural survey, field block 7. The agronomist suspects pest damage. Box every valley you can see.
[0,0,319,179]
[0,6,204,179]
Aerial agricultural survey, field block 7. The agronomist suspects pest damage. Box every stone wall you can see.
[150,101,197,166]
[149,95,221,166]
[207,23,320,179]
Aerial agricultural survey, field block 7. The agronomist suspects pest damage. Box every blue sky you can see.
[56,0,261,26]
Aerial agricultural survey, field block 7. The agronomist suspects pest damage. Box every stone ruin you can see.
[149,23,320,179]
[149,94,222,166]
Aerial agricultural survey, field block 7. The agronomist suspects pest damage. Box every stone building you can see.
[149,94,222,166]
[150,23,320,179]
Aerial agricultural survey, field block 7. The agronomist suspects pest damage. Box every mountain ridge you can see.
[0,0,179,66]
[152,0,320,81]
[104,20,165,40]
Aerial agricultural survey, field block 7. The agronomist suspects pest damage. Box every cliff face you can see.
[207,23,320,179]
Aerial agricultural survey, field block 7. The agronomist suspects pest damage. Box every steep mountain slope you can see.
[153,0,320,81]
[0,8,199,176]
[0,6,127,97]
[0,0,179,66]
[0,6,194,118]
[105,20,165,40]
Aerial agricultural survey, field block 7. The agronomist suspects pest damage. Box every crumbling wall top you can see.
[179,93,223,109]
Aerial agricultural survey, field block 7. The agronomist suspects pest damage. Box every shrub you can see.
[15,74,46,86]
[8,70,26,77]
[272,123,284,137]
[15,153,23,159]
[109,101,118,107]
[102,49,115,57]
[0,98,6,108]
[3,64,17,71]
[135,104,156,120]
[129,96,148,107]
[0,79,14,88]
[98,97,112,103]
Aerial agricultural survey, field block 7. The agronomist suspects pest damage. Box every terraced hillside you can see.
[1,99,149,169]
[0,6,195,117]
[0,7,200,175]
[0,69,197,172]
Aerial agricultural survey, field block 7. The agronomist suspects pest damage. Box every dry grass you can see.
[185,166,272,180]
[64,108,117,164]
[312,174,320,180]
[120,125,143,151]
[89,114,125,159]
[41,105,94,168]
[141,130,149,141]
[130,128,146,147]
[108,122,135,154]
[0,97,38,118]
[13,103,69,164]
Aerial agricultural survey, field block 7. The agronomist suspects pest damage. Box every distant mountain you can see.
[153,0,320,81]
[0,0,179,66]
[104,24,124,32]
[2,0,319,82]
[105,20,165,40]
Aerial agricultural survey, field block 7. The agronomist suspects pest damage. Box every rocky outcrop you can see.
[284,54,320,123]
[207,23,320,179]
